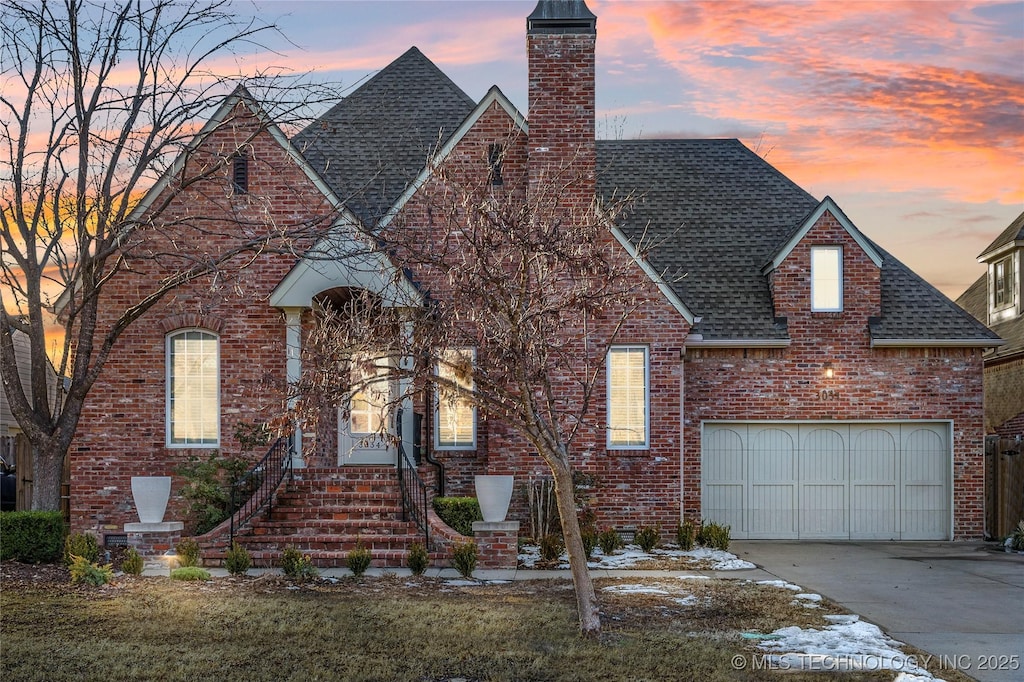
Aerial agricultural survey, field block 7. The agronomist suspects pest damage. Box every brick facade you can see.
[684,213,987,538]
[69,101,335,538]
[984,355,1024,434]
[67,5,989,551]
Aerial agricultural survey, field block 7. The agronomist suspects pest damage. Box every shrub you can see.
[676,518,697,551]
[69,554,113,586]
[539,534,564,563]
[64,532,100,566]
[0,511,65,563]
[451,541,477,579]
[697,520,731,551]
[171,566,211,581]
[280,546,319,581]
[224,542,252,576]
[121,548,144,576]
[174,451,255,535]
[175,538,201,568]
[581,529,597,559]
[407,542,429,576]
[1011,520,1024,552]
[347,542,372,577]
[635,525,660,553]
[597,528,621,555]
[432,497,482,536]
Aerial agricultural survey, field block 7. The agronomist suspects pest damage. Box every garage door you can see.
[701,422,951,540]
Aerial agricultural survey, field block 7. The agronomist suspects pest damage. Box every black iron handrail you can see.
[396,412,429,546]
[229,436,294,548]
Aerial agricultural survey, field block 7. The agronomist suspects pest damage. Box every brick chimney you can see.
[526,0,597,210]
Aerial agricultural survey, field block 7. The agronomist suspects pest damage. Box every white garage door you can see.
[701,422,951,540]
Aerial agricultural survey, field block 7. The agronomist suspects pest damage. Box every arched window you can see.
[166,329,220,446]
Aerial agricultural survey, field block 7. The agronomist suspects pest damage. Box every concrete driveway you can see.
[731,541,1024,682]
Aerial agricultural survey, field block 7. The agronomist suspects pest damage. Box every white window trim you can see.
[606,345,650,450]
[989,253,1018,321]
[434,348,477,450]
[165,328,220,448]
[811,245,843,312]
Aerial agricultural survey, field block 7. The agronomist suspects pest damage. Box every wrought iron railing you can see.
[228,436,294,547]
[396,412,429,545]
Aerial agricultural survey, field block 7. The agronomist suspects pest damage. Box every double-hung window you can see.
[166,329,219,447]
[811,246,843,312]
[992,256,1015,310]
[435,348,476,449]
[607,345,649,449]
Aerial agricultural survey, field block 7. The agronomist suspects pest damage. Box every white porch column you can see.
[284,307,305,469]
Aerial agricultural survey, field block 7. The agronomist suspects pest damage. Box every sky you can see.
[235,0,1023,301]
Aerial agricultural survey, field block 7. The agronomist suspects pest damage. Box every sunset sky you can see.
[239,0,1023,301]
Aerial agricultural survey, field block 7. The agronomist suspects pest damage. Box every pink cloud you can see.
[600,0,1022,206]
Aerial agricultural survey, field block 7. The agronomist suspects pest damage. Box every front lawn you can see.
[0,563,966,682]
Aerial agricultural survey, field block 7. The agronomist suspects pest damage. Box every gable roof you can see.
[292,47,477,227]
[764,196,883,272]
[287,47,998,349]
[957,272,1020,360]
[978,210,1024,262]
[868,244,998,347]
[597,139,815,342]
[597,139,999,346]
[381,85,528,229]
[958,215,1023,361]
[55,84,343,316]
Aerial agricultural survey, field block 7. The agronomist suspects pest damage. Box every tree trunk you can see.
[548,453,601,637]
[31,442,64,511]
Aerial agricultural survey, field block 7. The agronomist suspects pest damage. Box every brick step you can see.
[284,481,401,495]
[275,490,402,505]
[289,467,398,486]
[233,533,427,554]
[266,503,404,520]
[203,547,446,569]
[295,466,397,478]
[249,519,417,536]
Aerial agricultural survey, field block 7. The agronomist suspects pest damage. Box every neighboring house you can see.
[957,212,1024,436]
[956,212,1024,537]
[1,327,61,511]
[68,1,999,562]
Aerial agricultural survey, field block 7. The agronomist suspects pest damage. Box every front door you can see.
[338,357,396,465]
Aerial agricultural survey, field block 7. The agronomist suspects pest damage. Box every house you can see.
[955,212,1024,536]
[1,326,62,511]
[956,212,1024,436]
[67,1,999,563]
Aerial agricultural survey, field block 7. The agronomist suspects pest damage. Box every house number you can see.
[819,389,839,401]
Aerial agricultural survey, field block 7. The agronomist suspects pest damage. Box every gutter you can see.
[869,338,1005,349]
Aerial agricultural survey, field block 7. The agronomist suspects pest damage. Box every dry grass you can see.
[0,562,971,682]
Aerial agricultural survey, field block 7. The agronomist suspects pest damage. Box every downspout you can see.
[422,379,445,497]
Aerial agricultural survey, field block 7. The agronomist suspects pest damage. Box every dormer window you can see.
[988,253,1019,323]
[231,151,249,195]
[992,255,1015,310]
[811,246,843,312]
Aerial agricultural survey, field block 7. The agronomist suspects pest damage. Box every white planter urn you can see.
[475,475,514,523]
[131,476,172,524]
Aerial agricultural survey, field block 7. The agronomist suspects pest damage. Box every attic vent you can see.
[487,143,504,186]
[231,151,249,195]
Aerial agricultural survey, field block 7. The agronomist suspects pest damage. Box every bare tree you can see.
[0,0,338,510]
[300,139,667,637]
